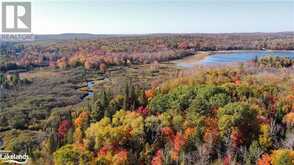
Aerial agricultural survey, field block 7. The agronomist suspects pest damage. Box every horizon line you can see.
[34,31,294,35]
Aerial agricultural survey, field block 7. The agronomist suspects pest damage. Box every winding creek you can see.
[80,80,94,100]
[87,81,94,97]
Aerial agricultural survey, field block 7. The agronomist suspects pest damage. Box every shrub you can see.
[53,144,93,165]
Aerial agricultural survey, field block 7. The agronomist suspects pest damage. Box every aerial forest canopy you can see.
[0,33,293,165]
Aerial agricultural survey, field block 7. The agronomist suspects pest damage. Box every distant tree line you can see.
[1,33,294,72]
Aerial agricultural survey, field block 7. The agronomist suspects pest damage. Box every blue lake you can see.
[175,51,294,68]
[200,51,294,65]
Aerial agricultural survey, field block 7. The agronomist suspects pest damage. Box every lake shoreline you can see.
[207,49,294,55]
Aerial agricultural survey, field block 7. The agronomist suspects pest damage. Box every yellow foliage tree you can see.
[85,110,144,150]
[258,124,272,149]
[271,149,294,165]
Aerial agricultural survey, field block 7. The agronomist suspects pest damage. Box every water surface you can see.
[176,51,294,68]
[200,51,294,65]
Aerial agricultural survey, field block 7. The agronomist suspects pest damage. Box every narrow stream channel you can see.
[80,80,94,100]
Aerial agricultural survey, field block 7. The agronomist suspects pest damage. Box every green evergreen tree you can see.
[46,131,60,154]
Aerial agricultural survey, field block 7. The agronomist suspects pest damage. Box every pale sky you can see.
[4,0,294,34]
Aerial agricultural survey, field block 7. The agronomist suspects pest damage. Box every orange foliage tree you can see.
[257,154,271,165]
[283,112,294,126]
[160,127,185,161]
[145,89,156,100]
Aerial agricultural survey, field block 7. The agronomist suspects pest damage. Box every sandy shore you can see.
[170,51,210,66]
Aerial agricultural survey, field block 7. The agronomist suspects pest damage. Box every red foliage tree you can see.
[57,119,72,139]
[136,106,149,117]
[230,128,243,148]
[223,154,231,165]
[151,150,163,165]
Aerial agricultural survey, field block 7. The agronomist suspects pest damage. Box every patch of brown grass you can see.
[20,69,64,80]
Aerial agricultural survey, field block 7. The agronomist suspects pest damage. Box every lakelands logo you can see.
[0,150,29,164]
[1,2,34,41]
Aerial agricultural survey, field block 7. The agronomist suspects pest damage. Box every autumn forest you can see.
[0,33,294,165]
